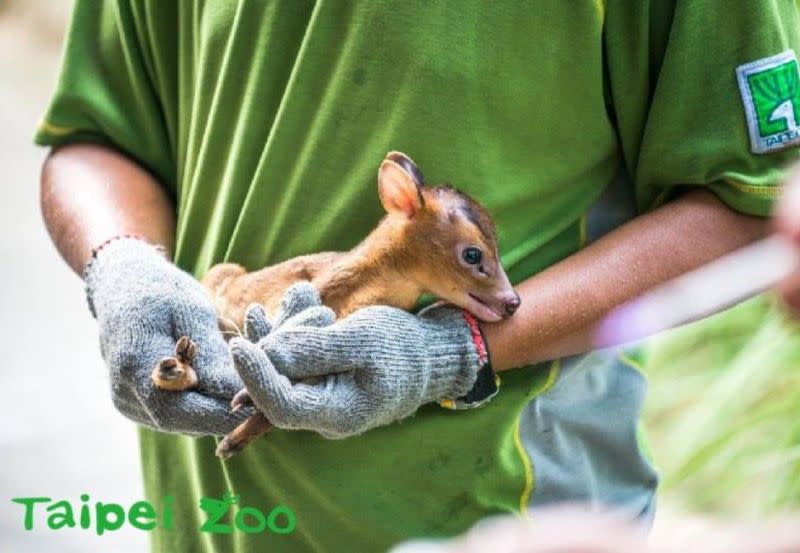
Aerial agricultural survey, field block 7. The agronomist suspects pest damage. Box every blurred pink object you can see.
[594,235,799,348]
[390,505,800,553]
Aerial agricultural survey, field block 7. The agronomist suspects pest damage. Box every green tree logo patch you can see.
[737,50,800,154]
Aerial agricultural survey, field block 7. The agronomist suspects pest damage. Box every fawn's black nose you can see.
[504,295,521,316]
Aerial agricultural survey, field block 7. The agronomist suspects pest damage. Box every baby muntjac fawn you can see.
[152,151,520,457]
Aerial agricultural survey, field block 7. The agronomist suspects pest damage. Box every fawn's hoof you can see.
[230,389,254,412]
[151,336,199,391]
[215,433,246,460]
[175,335,198,363]
[216,413,274,460]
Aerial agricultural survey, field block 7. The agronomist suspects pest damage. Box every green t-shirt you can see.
[37,2,799,551]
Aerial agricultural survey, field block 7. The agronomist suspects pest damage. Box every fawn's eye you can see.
[462,247,482,265]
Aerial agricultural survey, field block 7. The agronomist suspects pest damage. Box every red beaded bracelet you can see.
[89,234,166,261]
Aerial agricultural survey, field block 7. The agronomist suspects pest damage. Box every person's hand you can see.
[230,287,484,439]
[85,236,247,435]
[776,166,800,315]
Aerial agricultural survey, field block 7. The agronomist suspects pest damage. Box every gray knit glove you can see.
[85,237,247,436]
[230,289,482,439]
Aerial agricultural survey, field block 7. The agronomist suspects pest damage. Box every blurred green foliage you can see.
[644,296,800,515]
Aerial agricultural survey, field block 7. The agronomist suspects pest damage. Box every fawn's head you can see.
[377,152,520,322]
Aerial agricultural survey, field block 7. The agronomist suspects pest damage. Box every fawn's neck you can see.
[321,217,425,313]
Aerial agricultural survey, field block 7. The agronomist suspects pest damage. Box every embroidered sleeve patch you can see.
[736,50,800,154]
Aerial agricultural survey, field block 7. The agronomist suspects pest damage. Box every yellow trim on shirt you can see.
[512,417,534,516]
[618,351,646,374]
[721,178,782,198]
[37,119,79,137]
[514,359,561,516]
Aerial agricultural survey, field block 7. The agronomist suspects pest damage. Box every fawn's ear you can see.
[378,152,425,218]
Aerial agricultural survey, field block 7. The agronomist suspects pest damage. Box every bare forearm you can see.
[484,190,768,370]
[40,143,176,275]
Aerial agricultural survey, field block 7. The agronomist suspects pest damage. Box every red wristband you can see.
[461,309,489,366]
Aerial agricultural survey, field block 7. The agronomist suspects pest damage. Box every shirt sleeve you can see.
[604,0,800,217]
[34,0,176,192]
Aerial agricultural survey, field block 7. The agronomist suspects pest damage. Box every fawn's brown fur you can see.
[152,152,519,457]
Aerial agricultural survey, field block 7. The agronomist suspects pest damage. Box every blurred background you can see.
[0,1,145,552]
[0,1,797,552]
[647,297,799,516]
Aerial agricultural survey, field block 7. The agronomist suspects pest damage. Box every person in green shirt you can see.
[37,2,799,552]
